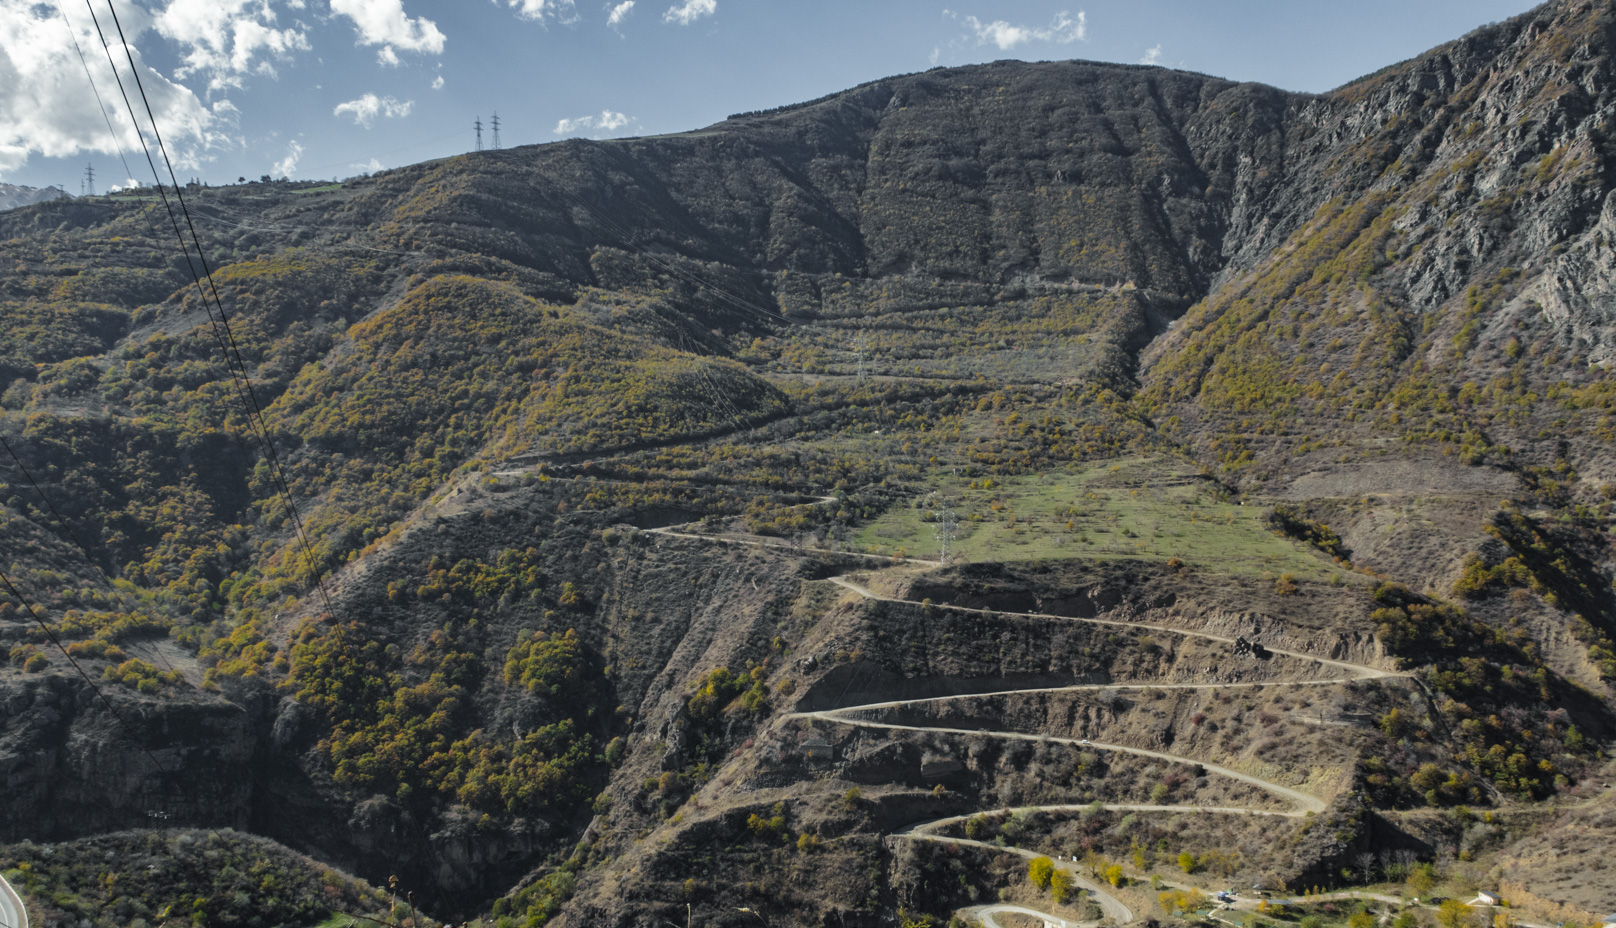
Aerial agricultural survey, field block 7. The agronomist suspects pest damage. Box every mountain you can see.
[2,2,1616,927]
[0,183,68,212]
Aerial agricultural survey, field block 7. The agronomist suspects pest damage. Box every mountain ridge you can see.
[0,183,68,213]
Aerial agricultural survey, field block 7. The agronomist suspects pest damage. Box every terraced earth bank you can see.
[5,1,1616,927]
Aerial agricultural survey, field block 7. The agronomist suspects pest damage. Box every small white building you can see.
[1598,913,1615,928]
[1467,892,1500,907]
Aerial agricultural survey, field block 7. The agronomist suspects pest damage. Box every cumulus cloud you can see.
[154,0,310,92]
[499,0,579,24]
[328,0,445,65]
[431,74,444,89]
[0,1,222,177]
[1140,44,1162,65]
[606,0,634,30]
[272,139,302,177]
[663,0,713,25]
[353,157,384,174]
[957,10,1085,50]
[554,110,632,137]
[333,93,413,128]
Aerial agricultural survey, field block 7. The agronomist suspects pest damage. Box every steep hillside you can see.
[2,2,1616,927]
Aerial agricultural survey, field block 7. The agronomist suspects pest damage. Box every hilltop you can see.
[2,1,1616,927]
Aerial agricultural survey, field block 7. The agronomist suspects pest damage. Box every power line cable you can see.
[88,0,337,618]
[0,433,183,676]
[51,1,135,193]
[50,0,164,244]
[0,569,178,780]
[68,3,320,619]
[79,0,260,419]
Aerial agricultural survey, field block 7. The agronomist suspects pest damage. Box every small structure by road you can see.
[0,872,28,928]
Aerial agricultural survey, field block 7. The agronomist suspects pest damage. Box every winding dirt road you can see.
[908,834,1135,923]
[649,506,1404,925]
[826,576,1395,682]
[967,904,1076,928]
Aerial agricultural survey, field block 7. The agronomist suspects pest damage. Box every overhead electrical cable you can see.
[50,0,160,245]
[85,0,337,619]
[78,0,267,433]
[0,569,178,779]
[0,432,183,676]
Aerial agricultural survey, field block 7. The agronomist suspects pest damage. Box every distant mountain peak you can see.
[0,182,69,212]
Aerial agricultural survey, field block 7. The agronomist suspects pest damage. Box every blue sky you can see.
[1,0,1542,191]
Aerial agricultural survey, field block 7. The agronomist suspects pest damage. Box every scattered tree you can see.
[1029,856,1055,890]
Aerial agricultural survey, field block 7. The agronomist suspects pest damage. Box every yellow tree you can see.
[1029,856,1055,890]
[1437,900,1476,928]
[1051,870,1074,904]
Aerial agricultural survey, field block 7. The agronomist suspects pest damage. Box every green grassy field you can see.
[853,457,1341,579]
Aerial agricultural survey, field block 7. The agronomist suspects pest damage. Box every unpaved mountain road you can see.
[650,497,1407,924]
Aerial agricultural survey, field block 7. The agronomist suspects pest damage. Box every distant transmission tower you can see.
[474,117,483,152]
[491,112,501,149]
[82,163,95,196]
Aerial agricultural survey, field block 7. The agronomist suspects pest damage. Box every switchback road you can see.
[652,497,1409,925]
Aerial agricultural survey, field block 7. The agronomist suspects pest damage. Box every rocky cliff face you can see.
[1145,0,1616,478]
[0,675,254,837]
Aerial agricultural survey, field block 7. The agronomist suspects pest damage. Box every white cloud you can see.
[498,0,579,23]
[554,109,632,137]
[0,1,223,178]
[153,0,310,92]
[333,93,414,128]
[1141,43,1162,65]
[272,139,302,176]
[353,156,384,173]
[431,75,444,89]
[958,10,1085,50]
[663,0,713,25]
[928,45,940,66]
[329,0,445,65]
[606,0,633,30]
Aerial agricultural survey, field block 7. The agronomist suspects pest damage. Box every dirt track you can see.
[651,503,1405,925]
